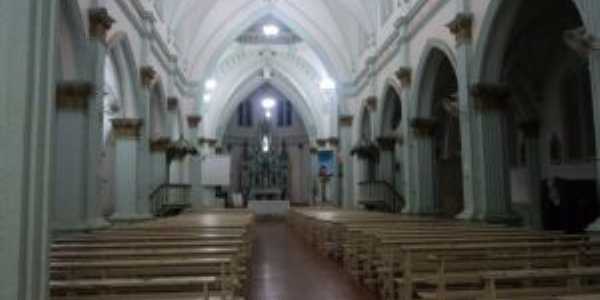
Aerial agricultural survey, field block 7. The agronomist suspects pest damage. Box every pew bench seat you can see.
[50,276,239,295]
[53,293,243,300]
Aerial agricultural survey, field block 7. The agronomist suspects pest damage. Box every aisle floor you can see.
[248,220,378,300]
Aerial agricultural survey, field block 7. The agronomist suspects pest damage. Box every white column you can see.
[447,11,478,220]
[339,116,355,209]
[86,7,114,229]
[310,146,320,205]
[521,122,542,228]
[110,118,147,221]
[377,137,396,184]
[0,1,56,299]
[53,82,94,230]
[470,83,520,224]
[411,119,436,214]
[569,0,600,231]
[396,67,415,214]
[148,137,169,215]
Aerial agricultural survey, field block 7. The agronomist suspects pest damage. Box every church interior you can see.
[3,0,600,299]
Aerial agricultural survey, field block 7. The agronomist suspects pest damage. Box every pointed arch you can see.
[378,78,403,137]
[185,5,350,83]
[107,32,143,120]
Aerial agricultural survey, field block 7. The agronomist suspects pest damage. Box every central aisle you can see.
[249,220,378,300]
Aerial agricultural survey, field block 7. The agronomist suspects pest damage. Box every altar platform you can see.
[248,200,289,217]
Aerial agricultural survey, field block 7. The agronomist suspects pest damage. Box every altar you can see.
[247,200,289,217]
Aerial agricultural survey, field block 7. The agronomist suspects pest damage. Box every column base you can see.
[455,206,477,220]
[52,222,92,232]
[87,217,112,230]
[480,211,522,226]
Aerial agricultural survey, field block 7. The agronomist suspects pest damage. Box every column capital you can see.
[140,66,157,88]
[149,137,171,152]
[446,13,473,45]
[339,115,354,127]
[198,137,209,146]
[395,67,412,87]
[366,95,377,111]
[376,136,397,151]
[187,114,202,128]
[519,120,541,138]
[207,139,218,147]
[410,118,437,137]
[316,139,327,148]
[470,82,511,111]
[327,137,339,148]
[56,81,94,110]
[88,7,115,40]
[167,97,179,111]
[111,118,143,138]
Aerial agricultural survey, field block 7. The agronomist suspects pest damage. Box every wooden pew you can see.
[482,267,600,300]
[50,211,255,300]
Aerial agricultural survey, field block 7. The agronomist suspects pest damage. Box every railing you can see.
[149,183,192,217]
[357,180,404,213]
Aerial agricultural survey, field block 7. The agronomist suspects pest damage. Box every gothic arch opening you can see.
[484,0,597,231]
[416,48,462,217]
[381,87,402,136]
[222,83,311,206]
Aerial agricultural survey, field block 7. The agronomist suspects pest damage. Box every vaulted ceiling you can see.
[154,0,380,82]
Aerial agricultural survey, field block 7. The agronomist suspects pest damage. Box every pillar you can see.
[138,66,158,218]
[376,136,396,184]
[82,7,114,229]
[396,67,415,213]
[53,82,95,230]
[569,0,600,232]
[411,118,437,214]
[447,11,478,220]
[520,121,543,228]
[0,1,56,298]
[149,137,170,215]
[470,83,520,224]
[327,138,340,206]
[110,118,146,221]
[187,115,203,210]
[310,146,320,205]
[339,115,355,209]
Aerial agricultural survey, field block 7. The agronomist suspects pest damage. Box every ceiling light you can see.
[261,98,276,109]
[265,111,272,119]
[320,78,336,90]
[205,79,217,91]
[203,93,211,103]
[263,24,280,37]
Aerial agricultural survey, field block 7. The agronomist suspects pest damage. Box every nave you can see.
[46,208,600,300]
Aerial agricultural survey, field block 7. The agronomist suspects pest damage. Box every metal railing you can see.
[357,180,404,213]
[149,183,192,217]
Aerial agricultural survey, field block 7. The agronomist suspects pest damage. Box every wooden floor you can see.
[249,220,377,300]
